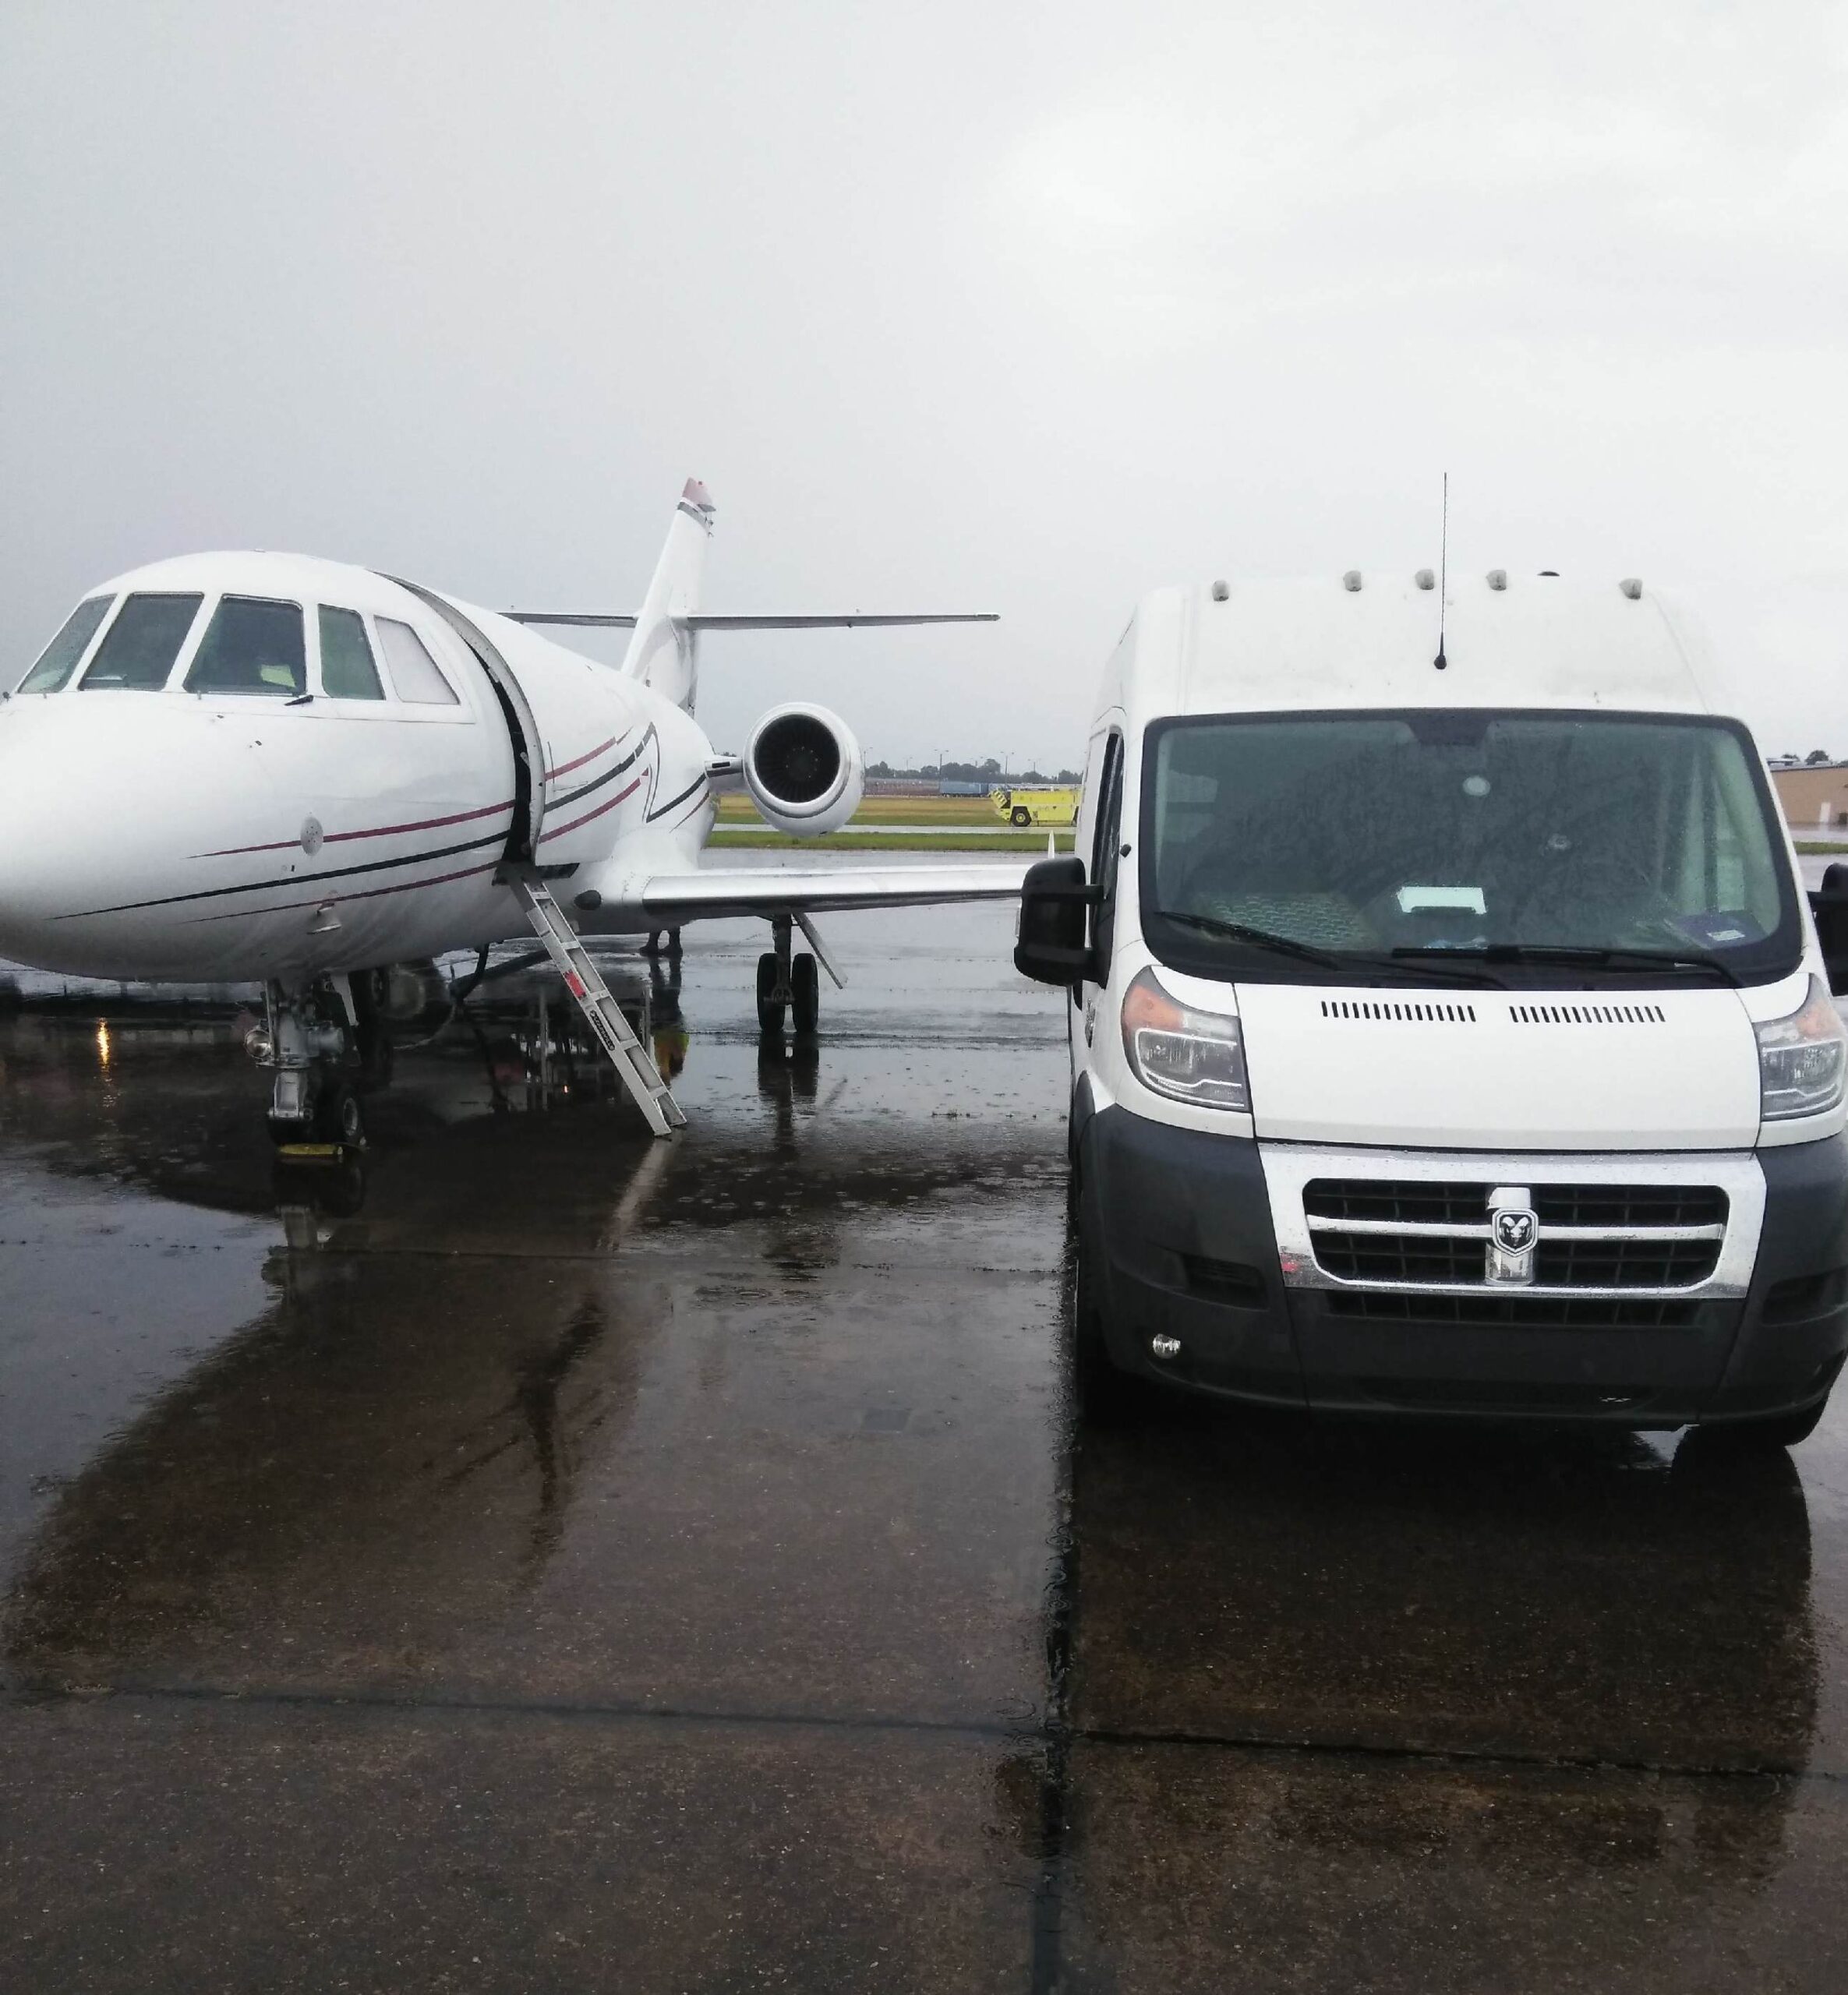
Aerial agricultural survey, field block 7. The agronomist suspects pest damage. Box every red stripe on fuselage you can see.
[537,777,642,844]
[200,799,514,858]
[543,733,624,782]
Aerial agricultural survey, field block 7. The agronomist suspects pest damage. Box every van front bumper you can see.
[1078,1106,1848,1425]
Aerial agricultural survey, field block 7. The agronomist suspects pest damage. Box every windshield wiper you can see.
[1154,909,1342,966]
[1392,942,1740,986]
[1153,909,1500,985]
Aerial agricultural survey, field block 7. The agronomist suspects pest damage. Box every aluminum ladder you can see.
[505,872,687,1137]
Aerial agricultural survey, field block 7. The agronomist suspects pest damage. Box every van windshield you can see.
[1140,710,1800,987]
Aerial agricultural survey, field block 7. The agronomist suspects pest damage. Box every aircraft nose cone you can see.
[0,727,68,967]
[0,697,140,976]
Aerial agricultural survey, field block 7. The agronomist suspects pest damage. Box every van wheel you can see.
[1701,1396,1831,1453]
[1011,806,1031,827]
[1072,1206,1151,1425]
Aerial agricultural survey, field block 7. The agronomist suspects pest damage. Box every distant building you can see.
[1772,762,1848,831]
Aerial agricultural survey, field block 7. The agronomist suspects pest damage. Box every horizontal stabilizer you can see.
[505,610,998,630]
[634,862,1029,925]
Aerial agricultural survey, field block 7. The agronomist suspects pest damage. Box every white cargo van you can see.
[1014,571,1848,1444]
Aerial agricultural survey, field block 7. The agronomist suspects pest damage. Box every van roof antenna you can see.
[1433,472,1449,672]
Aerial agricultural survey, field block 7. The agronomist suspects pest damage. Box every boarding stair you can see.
[505,872,687,1137]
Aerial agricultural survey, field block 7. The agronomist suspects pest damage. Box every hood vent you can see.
[1320,999,1477,1023]
[1508,1002,1667,1026]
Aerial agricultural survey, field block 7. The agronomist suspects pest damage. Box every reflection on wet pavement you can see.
[3,897,1848,1990]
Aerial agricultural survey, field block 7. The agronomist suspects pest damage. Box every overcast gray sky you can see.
[5,1,1846,769]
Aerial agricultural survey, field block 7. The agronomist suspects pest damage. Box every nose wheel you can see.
[256,977,373,1149]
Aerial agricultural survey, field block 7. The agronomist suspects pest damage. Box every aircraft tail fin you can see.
[620,478,714,709]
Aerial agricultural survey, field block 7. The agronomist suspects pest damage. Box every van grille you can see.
[1302,1179,1729,1294]
[1326,1292,1699,1329]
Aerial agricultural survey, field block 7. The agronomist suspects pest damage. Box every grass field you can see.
[708,828,1072,853]
[715,793,1009,827]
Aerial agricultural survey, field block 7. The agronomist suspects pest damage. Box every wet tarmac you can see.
[4,892,1848,1990]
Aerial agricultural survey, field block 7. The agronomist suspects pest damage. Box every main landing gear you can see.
[757,913,821,1039]
[253,973,393,1149]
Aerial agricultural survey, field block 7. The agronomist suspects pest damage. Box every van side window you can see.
[376,620,460,706]
[1090,733,1125,983]
[186,597,307,697]
[318,606,385,700]
[80,593,205,690]
[16,595,113,693]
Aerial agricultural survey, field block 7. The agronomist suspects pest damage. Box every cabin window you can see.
[318,606,384,700]
[80,593,205,690]
[16,595,113,694]
[376,618,460,705]
[185,596,307,697]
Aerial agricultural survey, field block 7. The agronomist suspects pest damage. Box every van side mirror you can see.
[1809,861,1848,996]
[1014,856,1097,986]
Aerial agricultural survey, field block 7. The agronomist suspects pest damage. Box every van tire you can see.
[1072,1200,1153,1425]
[1701,1395,1831,1453]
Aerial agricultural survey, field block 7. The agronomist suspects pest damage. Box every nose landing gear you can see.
[254,974,390,1149]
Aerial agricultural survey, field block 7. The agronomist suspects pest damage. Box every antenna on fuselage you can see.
[1433,471,1449,673]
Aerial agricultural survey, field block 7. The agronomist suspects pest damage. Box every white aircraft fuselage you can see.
[0,550,715,984]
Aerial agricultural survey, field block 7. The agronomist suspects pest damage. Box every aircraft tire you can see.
[1011,806,1031,827]
[790,952,820,1036]
[755,952,786,1037]
[316,1080,366,1149]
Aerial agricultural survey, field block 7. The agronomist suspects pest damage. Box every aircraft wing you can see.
[504,611,997,630]
[637,862,1030,923]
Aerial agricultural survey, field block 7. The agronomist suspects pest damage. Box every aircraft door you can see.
[379,574,546,863]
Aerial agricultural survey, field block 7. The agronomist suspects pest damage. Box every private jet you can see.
[0,481,1023,1141]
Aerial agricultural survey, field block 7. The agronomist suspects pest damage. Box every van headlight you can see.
[1120,966,1249,1110]
[1756,976,1848,1121]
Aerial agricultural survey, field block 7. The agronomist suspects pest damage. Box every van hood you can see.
[1231,980,1762,1150]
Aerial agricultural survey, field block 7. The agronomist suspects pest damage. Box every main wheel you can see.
[1011,805,1031,827]
[790,952,820,1036]
[755,952,786,1037]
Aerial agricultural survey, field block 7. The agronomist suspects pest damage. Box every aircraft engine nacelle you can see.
[742,702,864,838]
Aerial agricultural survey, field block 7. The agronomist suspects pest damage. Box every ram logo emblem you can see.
[1486,1187,1539,1285]
[1493,1208,1535,1252]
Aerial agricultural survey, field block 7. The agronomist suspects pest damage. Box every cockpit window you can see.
[376,618,460,705]
[185,596,307,697]
[318,606,384,700]
[16,595,114,694]
[80,593,205,690]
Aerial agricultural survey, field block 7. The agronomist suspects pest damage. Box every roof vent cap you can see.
[1342,570,1362,593]
[1620,577,1643,600]
[1486,569,1508,591]
[1210,580,1229,602]
[1415,568,1435,590]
